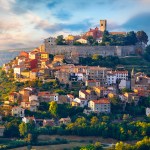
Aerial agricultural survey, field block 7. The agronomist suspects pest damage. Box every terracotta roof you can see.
[38,91,50,97]
[111,71,128,74]
[9,92,17,96]
[67,94,74,98]
[40,59,49,62]
[92,98,110,104]
[107,70,128,75]
[30,51,39,54]
[86,80,97,83]
[110,32,126,35]
[40,52,48,54]
[31,69,39,72]
[88,66,108,70]
[80,90,90,95]
[14,65,23,68]
[79,98,87,100]
[21,101,30,104]
[94,86,107,90]
[59,117,71,121]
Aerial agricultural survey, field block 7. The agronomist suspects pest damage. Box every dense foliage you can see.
[101,30,148,46]
[56,35,66,45]
[143,45,150,61]
[79,55,120,68]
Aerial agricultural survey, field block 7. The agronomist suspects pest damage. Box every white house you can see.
[88,98,111,113]
[12,106,25,117]
[0,126,5,137]
[119,80,130,89]
[106,72,117,85]
[21,101,30,109]
[107,70,128,85]
[146,108,150,117]
[2,64,10,73]
[29,95,38,102]
[22,116,36,124]
[76,38,88,44]
[50,93,59,102]
[67,94,74,103]
[74,98,88,107]
[85,80,100,87]
[17,57,26,65]
[14,65,25,78]
[75,73,84,81]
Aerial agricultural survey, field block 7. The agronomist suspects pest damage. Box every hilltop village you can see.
[0,20,150,149]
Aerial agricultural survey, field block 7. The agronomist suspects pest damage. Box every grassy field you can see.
[11,135,138,150]
[120,56,150,73]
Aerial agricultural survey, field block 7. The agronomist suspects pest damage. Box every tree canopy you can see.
[136,31,148,45]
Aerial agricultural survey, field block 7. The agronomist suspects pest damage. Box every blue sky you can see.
[0,0,150,50]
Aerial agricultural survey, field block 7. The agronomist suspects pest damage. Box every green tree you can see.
[136,31,148,45]
[115,141,131,150]
[56,35,66,45]
[135,137,150,150]
[87,36,96,45]
[4,119,20,137]
[126,31,138,45]
[143,45,150,61]
[19,122,28,137]
[73,41,82,45]
[94,142,103,150]
[102,116,110,122]
[102,30,110,44]
[19,120,35,137]
[49,101,58,117]
[26,133,38,144]
[90,116,99,126]
[109,96,120,105]
[92,54,101,61]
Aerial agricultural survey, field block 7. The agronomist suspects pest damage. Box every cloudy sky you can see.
[0,0,150,50]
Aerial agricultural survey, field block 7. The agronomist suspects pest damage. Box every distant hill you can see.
[0,47,36,66]
[0,47,37,51]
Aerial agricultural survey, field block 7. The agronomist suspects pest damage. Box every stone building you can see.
[88,98,111,113]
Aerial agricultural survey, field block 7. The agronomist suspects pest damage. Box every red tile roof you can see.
[92,98,110,104]
[80,90,90,95]
[38,91,50,97]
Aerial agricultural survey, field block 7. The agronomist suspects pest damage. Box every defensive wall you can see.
[45,45,143,57]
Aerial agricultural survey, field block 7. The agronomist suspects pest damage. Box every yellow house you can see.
[124,92,130,98]
[21,71,30,78]
[108,93,115,98]
[30,69,38,80]
[93,87,108,97]
[53,55,65,62]
[41,60,48,68]
[65,35,75,41]
[134,88,138,93]
[40,52,49,59]
[29,51,39,60]
[71,101,80,107]
[86,89,92,94]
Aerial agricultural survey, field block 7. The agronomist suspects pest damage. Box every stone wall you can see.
[45,45,140,57]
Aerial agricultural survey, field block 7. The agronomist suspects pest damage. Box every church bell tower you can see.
[100,20,107,32]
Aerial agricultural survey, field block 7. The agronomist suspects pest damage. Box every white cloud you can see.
[0,0,15,11]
